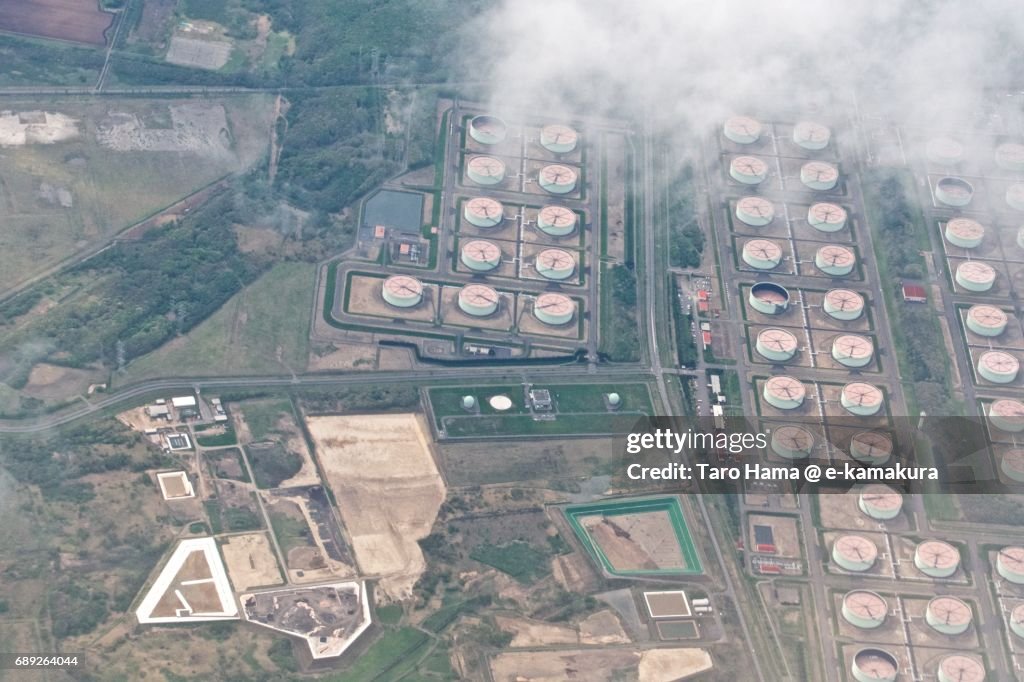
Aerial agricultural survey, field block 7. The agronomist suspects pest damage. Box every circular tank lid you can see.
[745,239,783,260]
[462,239,502,262]
[927,137,965,161]
[758,328,799,353]
[802,161,839,182]
[996,142,1024,167]
[937,655,985,682]
[467,155,506,178]
[917,540,960,571]
[968,305,1008,329]
[536,248,576,270]
[541,124,578,146]
[809,202,847,225]
[732,156,768,175]
[1002,449,1024,478]
[471,114,506,135]
[957,261,996,283]
[852,431,893,457]
[383,275,423,297]
[843,382,884,407]
[539,164,578,184]
[999,546,1024,571]
[465,196,504,220]
[764,375,806,401]
[538,205,576,228]
[751,282,789,304]
[1012,603,1024,627]
[853,649,898,679]
[979,350,1019,375]
[844,590,887,620]
[835,534,878,562]
[817,245,856,268]
[1009,183,1024,203]
[860,485,902,511]
[737,196,775,221]
[928,596,972,626]
[937,176,974,198]
[488,395,513,411]
[773,425,814,451]
[834,334,873,359]
[991,399,1024,421]
[825,289,865,313]
[534,292,575,316]
[793,121,831,146]
[460,283,499,307]
[724,115,763,140]
[947,218,985,242]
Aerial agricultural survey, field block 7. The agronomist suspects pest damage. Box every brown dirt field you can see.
[221,533,282,591]
[495,616,578,647]
[582,511,686,571]
[490,649,641,682]
[274,416,320,488]
[159,472,190,499]
[178,581,223,612]
[552,552,596,593]
[579,610,630,644]
[308,342,377,371]
[22,362,103,400]
[0,0,113,45]
[306,413,445,599]
[645,591,689,618]
[638,648,712,681]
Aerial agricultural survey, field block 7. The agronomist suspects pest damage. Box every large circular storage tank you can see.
[458,284,499,317]
[538,164,578,194]
[800,161,839,190]
[997,547,1024,584]
[936,177,974,207]
[955,261,996,292]
[770,425,814,459]
[851,649,897,682]
[808,202,847,232]
[927,137,965,166]
[730,156,769,184]
[793,121,831,150]
[460,239,502,272]
[832,334,874,368]
[1000,449,1024,483]
[464,197,504,227]
[1011,604,1024,639]
[467,155,506,185]
[966,305,1008,337]
[723,116,763,144]
[533,292,575,326]
[815,245,857,276]
[841,590,887,630]
[914,540,961,578]
[926,597,972,635]
[468,115,507,145]
[1018,226,1024,249]
[535,248,576,280]
[749,282,790,315]
[977,351,1019,384]
[833,535,878,572]
[763,376,806,410]
[489,394,513,411]
[824,289,865,321]
[381,275,424,308]
[945,218,985,249]
[989,399,1024,433]
[540,124,579,154]
[537,205,577,236]
[858,485,903,520]
[736,196,775,226]
[1007,183,1024,211]
[756,328,799,362]
[850,431,893,465]
[742,239,783,270]
[937,654,986,682]
[841,383,885,416]
[995,142,1024,172]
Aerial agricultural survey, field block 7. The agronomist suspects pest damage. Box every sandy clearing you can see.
[579,609,630,644]
[306,413,444,599]
[276,416,320,488]
[490,649,641,682]
[221,533,283,591]
[495,616,578,647]
[0,111,79,146]
[638,648,712,681]
[308,343,377,371]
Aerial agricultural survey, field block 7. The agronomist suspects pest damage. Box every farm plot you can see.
[0,0,113,45]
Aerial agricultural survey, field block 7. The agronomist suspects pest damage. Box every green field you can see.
[324,628,431,682]
[121,262,315,381]
[565,496,703,576]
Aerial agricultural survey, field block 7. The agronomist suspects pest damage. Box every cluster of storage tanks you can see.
[761,376,885,416]
[723,115,838,189]
[740,239,858,276]
[467,116,580,194]
[925,135,1024,213]
[465,198,579,238]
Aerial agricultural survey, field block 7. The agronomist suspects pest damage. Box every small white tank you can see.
[540,124,579,154]
[468,115,507,145]
[742,239,783,270]
[935,177,974,207]
[458,284,499,317]
[944,218,985,249]
[914,540,960,578]
[748,282,790,315]
[833,535,878,572]
[736,196,775,226]
[841,382,884,416]
[460,239,502,272]
[535,248,576,280]
[927,137,965,166]
[823,289,865,321]
[532,292,575,326]
[807,202,847,232]
[858,485,902,520]
[925,597,972,635]
[832,334,874,368]
[955,261,996,292]
[464,197,504,227]
[1007,183,1024,211]
[977,350,1019,384]
[995,142,1024,172]
[723,116,762,144]
[800,161,839,190]
[730,156,769,185]
[1000,449,1024,483]
[755,328,799,362]
[988,399,1024,433]
[536,205,577,236]
[850,431,893,465]
[965,305,1007,337]
[770,425,814,459]
[466,155,506,185]
[381,275,424,308]
[762,376,805,410]
[793,121,831,150]
[815,245,856,276]
[538,164,578,194]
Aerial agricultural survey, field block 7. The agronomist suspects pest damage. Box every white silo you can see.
[841,590,888,630]
[832,334,874,368]
[997,547,1024,584]
[824,289,865,321]
[381,275,424,308]
[851,649,898,682]
[935,177,974,207]
[841,383,885,416]
[742,239,783,270]
[926,598,972,636]
[756,328,799,362]
[966,305,1007,337]
[606,392,622,409]
[461,395,476,411]
[1007,183,1024,211]
[858,485,903,520]
[723,116,763,144]
[466,155,506,186]
[469,115,507,145]
[540,124,579,154]
[537,205,577,236]
[729,156,769,185]
[850,431,893,466]
[1000,449,1024,483]
[945,218,985,249]
[762,376,806,410]
[808,202,847,232]
[793,121,831,150]
[800,161,839,191]
[955,261,996,292]
[736,196,775,226]
[533,292,575,326]
[770,425,813,459]
[977,351,1019,384]
[458,284,499,317]
[927,137,965,166]
[464,197,505,227]
[538,164,578,194]
[460,239,502,272]
[914,540,961,578]
[748,282,790,315]
[995,142,1024,172]
[535,248,576,280]
[833,535,878,572]
[815,245,857,277]
[1011,604,1024,639]
[937,655,985,682]
[989,399,1024,433]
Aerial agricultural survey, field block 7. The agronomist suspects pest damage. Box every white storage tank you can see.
[464,197,504,227]
[537,205,577,236]
[762,375,806,410]
[606,392,621,409]
[841,590,887,629]
[935,177,974,207]
[466,155,506,185]
[381,275,424,308]
[1000,449,1024,483]
[850,431,893,465]
[955,261,996,292]
[832,334,874,368]
[723,116,763,144]
[995,142,1024,172]
[824,289,865,321]
[977,350,1019,384]
[989,399,1024,433]
[535,248,576,280]
[1011,603,1024,639]
[858,485,903,520]
[458,284,499,317]
[461,395,476,410]
[937,654,985,682]
[800,161,839,190]
[945,218,985,249]
[742,239,783,270]
[489,394,513,411]
[927,137,965,166]
[833,535,878,572]
[914,540,960,578]
[926,597,972,636]
[736,196,775,226]
[460,239,502,272]
[793,121,831,150]
[729,156,769,185]
[851,649,897,682]
[815,245,857,276]
[540,124,579,154]
[770,425,814,459]
[997,546,1024,584]
[533,292,576,326]
[755,328,799,362]
[807,202,847,232]
[748,282,790,315]
[538,164,578,194]
[841,382,885,416]
[966,305,1007,337]
[468,115,507,145]
[1007,183,1024,211]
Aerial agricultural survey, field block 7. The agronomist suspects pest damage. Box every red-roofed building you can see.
[902,283,927,303]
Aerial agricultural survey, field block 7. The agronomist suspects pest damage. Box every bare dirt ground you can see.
[638,648,712,681]
[221,533,283,591]
[581,510,686,571]
[306,413,445,599]
[307,342,377,371]
[579,609,630,644]
[490,649,642,682]
[0,111,79,147]
[21,362,103,400]
[552,552,599,593]
[495,616,578,647]
[0,0,113,45]
[274,415,320,488]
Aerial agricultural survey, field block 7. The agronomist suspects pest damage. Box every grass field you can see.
[121,262,314,381]
[238,399,295,441]
[323,627,431,682]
